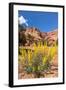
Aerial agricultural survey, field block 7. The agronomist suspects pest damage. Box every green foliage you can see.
[31,52,43,76]
[32,52,43,67]
[25,66,33,73]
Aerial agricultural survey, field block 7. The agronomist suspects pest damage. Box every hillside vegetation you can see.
[18,25,58,79]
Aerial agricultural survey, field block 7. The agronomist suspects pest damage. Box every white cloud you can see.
[18,16,28,26]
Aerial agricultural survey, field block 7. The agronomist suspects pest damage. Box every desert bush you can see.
[18,41,57,78]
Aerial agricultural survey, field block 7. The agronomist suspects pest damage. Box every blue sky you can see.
[18,10,58,32]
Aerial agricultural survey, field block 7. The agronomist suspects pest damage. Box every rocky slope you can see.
[19,27,58,46]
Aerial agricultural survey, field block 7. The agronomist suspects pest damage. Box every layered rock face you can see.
[19,27,58,46]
